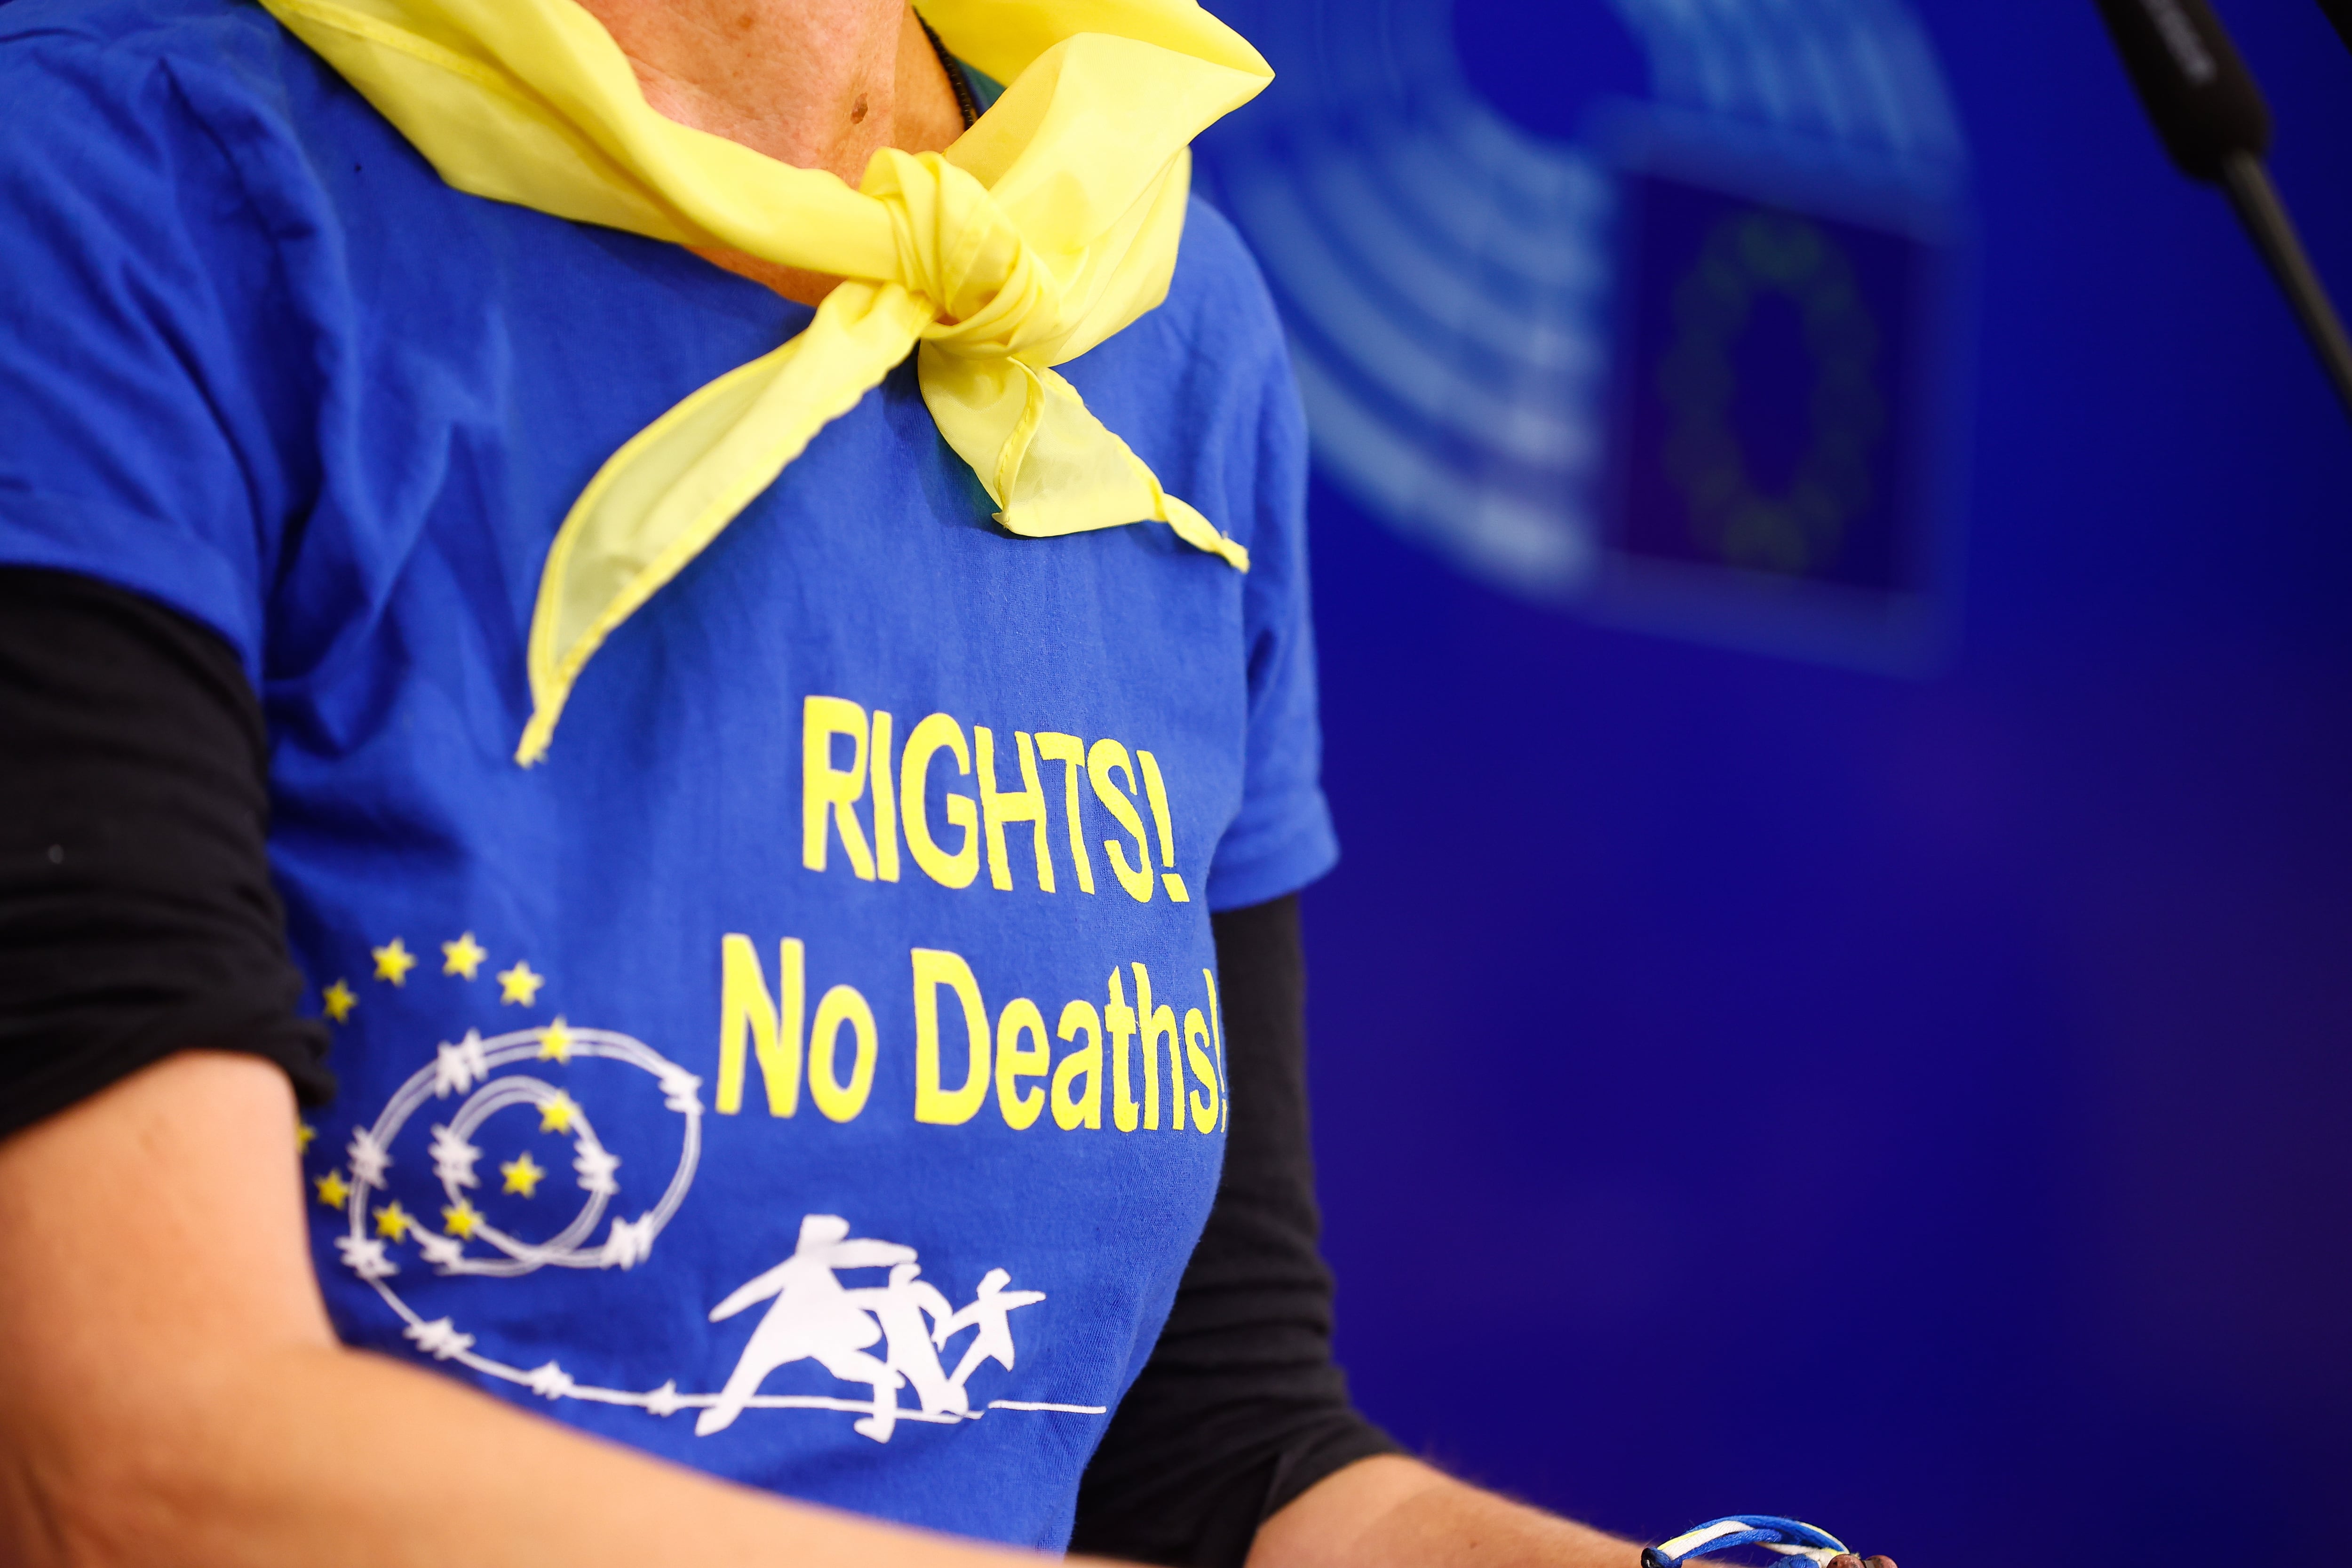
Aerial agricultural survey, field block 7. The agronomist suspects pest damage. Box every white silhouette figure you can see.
[699,1214,914,1440]
[938,1267,1047,1389]
[847,1262,965,1426]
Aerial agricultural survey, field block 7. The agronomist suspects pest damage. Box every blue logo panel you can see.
[1194,0,1972,668]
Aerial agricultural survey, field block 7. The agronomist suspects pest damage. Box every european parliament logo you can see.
[1194,0,1970,668]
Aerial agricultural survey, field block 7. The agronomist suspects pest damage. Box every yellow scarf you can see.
[258,0,1271,763]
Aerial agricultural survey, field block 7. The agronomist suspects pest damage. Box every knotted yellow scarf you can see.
[257,0,1271,763]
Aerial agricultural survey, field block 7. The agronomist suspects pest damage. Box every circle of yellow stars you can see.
[307,934,564,1233]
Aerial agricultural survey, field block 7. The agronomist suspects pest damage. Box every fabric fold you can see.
[257,0,1271,763]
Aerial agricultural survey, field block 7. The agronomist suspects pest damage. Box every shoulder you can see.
[0,0,316,108]
[0,0,370,268]
[0,0,405,675]
[1057,192,1306,571]
[1172,196,1270,304]
[1154,195,1288,371]
[0,0,399,229]
[0,0,473,343]
[0,0,374,360]
[1089,194,1297,454]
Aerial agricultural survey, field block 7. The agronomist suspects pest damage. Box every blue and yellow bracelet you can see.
[1641,1515,1894,1568]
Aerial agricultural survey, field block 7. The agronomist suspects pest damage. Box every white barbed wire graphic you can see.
[328,1020,1101,1441]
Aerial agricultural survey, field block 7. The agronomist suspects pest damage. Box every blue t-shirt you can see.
[0,0,1332,1548]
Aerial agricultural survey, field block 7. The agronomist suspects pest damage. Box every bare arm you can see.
[1250,1456,1645,1568]
[0,1051,1076,1568]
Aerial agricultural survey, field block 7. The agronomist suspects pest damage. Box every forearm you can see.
[0,1052,1065,1568]
[16,1338,1039,1568]
[1249,1456,1641,1568]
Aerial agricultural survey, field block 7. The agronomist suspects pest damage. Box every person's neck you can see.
[573,0,967,305]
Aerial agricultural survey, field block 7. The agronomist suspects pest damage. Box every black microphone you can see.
[2096,0,2352,421]
[2318,0,2352,57]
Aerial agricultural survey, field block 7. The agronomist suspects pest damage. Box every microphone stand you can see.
[2098,0,2352,428]
[2218,152,2352,419]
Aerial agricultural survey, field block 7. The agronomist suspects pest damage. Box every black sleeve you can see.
[0,567,332,1140]
[1070,893,1402,1567]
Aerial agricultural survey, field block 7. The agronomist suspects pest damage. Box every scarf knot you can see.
[869,149,1062,361]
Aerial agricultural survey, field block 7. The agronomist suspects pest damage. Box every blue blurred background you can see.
[1190,2,2352,1563]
